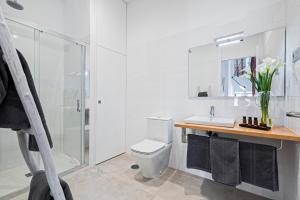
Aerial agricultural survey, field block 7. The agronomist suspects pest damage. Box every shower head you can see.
[6,0,24,10]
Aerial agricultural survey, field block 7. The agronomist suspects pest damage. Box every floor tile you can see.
[9,154,270,200]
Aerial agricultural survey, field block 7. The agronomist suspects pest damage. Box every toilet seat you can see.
[130,139,166,155]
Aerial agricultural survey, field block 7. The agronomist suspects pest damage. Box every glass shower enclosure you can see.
[0,19,86,198]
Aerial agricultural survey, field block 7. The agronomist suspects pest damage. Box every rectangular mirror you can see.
[188,28,286,98]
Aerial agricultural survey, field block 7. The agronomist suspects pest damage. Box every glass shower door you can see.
[0,21,36,198]
[0,19,85,199]
[39,32,84,173]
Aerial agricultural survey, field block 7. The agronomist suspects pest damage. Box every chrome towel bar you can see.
[286,112,300,118]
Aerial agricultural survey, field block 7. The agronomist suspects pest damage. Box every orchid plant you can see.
[248,58,283,126]
[249,58,283,93]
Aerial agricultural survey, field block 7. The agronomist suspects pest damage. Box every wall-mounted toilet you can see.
[130,117,173,178]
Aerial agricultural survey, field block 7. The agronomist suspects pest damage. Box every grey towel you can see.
[28,171,73,200]
[187,134,211,172]
[0,48,53,151]
[240,142,279,191]
[210,136,241,186]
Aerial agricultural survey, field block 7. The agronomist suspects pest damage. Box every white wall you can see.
[0,0,64,35]
[95,0,127,54]
[63,0,90,42]
[127,0,287,199]
[282,0,300,199]
[0,0,90,41]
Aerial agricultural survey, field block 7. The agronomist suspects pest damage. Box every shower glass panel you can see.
[39,32,84,172]
[0,20,85,199]
[0,21,35,198]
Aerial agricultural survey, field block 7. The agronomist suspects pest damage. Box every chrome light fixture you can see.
[215,32,244,46]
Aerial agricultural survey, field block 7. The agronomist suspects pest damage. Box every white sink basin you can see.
[184,116,235,128]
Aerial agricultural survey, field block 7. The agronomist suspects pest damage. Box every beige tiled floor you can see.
[11,154,269,200]
[0,153,80,199]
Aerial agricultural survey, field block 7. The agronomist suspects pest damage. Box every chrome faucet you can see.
[209,106,215,120]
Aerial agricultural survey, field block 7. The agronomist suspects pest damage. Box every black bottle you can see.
[243,116,247,124]
[248,117,252,125]
[254,117,258,126]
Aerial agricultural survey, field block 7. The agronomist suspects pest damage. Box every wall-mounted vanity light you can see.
[215,32,244,46]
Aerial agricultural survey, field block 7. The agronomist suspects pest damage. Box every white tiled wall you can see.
[126,0,287,199]
[0,0,90,42]
[63,0,90,43]
[95,0,127,54]
[0,0,65,36]
[282,0,300,199]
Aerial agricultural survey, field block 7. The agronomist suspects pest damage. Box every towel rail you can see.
[286,112,300,118]
[277,140,283,151]
[180,126,284,151]
[181,128,187,143]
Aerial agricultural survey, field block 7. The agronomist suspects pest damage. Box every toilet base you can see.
[131,144,172,179]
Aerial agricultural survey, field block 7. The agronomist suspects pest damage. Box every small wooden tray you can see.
[239,123,271,131]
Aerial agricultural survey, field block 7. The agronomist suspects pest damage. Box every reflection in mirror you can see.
[188,28,286,98]
[287,47,300,96]
[188,44,219,97]
[221,57,255,97]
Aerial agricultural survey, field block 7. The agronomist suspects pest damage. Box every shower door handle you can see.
[77,99,81,112]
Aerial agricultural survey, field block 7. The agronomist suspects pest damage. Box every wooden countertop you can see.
[174,122,300,142]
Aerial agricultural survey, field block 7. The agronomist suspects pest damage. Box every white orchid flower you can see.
[262,57,277,65]
[257,63,267,73]
[257,57,283,73]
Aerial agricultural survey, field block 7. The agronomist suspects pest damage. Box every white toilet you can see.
[130,117,172,178]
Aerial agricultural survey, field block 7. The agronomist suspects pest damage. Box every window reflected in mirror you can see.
[221,57,255,97]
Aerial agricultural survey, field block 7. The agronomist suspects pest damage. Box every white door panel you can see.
[96,46,126,163]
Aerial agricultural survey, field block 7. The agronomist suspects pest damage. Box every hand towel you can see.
[187,134,211,172]
[210,136,241,186]
[239,142,279,191]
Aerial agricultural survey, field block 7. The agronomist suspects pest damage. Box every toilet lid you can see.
[131,139,166,155]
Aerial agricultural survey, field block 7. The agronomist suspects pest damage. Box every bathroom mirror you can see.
[188,28,286,98]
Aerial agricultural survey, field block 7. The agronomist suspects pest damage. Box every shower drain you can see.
[131,164,139,170]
